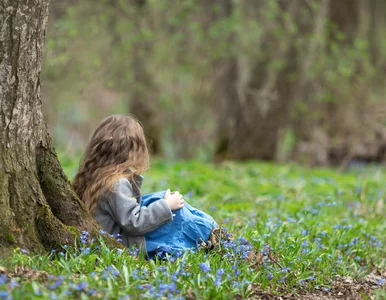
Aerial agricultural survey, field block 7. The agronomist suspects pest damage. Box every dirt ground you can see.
[243,270,386,300]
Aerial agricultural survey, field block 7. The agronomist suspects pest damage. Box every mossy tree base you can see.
[0,0,100,257]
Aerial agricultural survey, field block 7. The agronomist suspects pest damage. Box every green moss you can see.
[67,226,78,233]
[4,232,16,243]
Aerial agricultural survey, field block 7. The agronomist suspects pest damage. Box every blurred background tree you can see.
[43,0,386,168]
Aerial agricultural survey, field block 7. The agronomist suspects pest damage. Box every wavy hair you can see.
[72,114,149,214]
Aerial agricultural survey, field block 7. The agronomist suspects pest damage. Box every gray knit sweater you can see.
[93,176,173,252]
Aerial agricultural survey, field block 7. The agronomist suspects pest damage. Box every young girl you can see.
[72,114,218,256]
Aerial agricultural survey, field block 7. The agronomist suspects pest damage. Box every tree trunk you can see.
[128,0,162,154]
[215,0,300,161]
[105,0,161,154]
[0,0,99,257]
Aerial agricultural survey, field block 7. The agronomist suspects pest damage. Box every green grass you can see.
[1,158,385,299]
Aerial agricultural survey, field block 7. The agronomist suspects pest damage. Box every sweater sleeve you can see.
[107,178,173,236]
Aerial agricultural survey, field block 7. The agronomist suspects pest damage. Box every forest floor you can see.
[0,158,385,299]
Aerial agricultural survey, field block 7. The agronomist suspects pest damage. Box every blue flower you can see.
[376,278,385,286]
[79,231,90,244]
[0,291,8,300]
[199,262,210,272]
[20,248,29,254]
[133,248,140,256]
[34,288,42,296]
[49,283,59,290]
[75,282,88,291]
[101,270,109,280]
[159,283,169,291]
[174,250,183,258]
[0,275,6,285]
[241,251,251,259]
[281,267,291,273]
[168,282,178,293]
[64,289,72,295]
[157,266,167,272]
[215,277,222,286]
[301,240,309,247]
[279,276,287,283]
[9,279,19,288]
[171,272,178,282]
[267,272,273,280]
[80,247,91,254]
[231,265,240,276]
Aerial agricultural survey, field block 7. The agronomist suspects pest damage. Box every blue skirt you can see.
[141,191,218,254]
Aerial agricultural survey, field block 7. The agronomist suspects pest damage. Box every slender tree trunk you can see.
[215,0,300,161]
[0,0,98,257]
[290,0,331,166]
[128,0,162,154]
[102,0,161,154]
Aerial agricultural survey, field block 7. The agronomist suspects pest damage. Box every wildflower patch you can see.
[0,160,385,299]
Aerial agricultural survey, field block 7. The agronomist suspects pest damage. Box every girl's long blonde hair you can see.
[72,114,149,214]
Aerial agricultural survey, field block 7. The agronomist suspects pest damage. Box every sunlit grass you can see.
[1,158,385,299]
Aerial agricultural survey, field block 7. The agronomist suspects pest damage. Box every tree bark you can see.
[105,0,161,154]
[0,0,99,257]
[215,0,300,161]
[128,0,162,154]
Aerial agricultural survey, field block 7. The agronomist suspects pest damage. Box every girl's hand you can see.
[164,189,184,211]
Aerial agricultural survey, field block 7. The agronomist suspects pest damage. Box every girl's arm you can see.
[107,178,173,236]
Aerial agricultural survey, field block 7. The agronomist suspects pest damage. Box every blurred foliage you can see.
[42,0,386,165]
